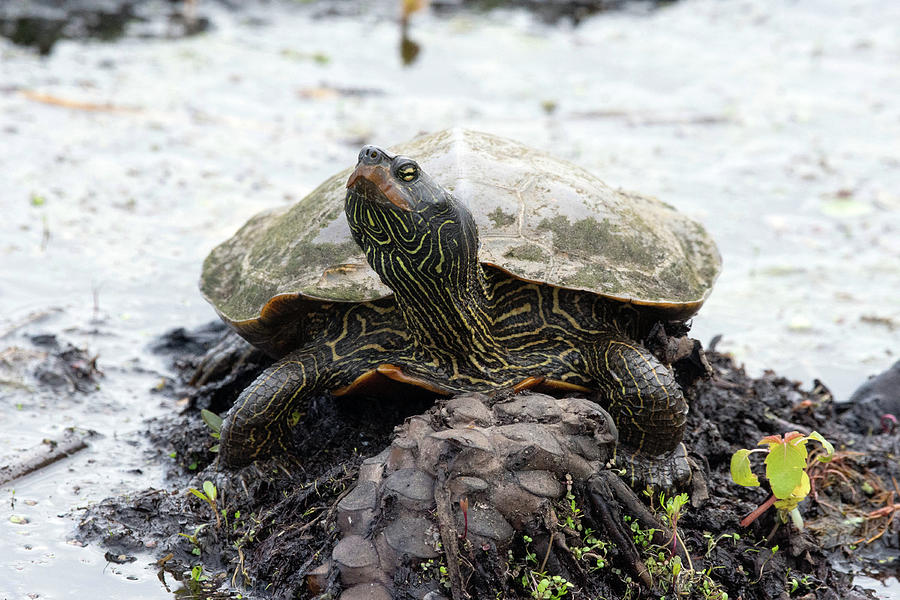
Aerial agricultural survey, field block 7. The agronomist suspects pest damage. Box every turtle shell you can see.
[201,129,721,338]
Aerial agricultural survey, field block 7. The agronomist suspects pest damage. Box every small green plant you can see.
[178,524,208,555]
[702,531,740,557]
[190,564,208,581]
[660,492,689,557]
[200,409,222,453]
[419,558,450,589]
[521,571,574,599]
[786,571,814,594]
[731,431,834,530]
[624,515,656,550]
[188,481,222,527]
[557,485,610,572]
[570,527,610,571]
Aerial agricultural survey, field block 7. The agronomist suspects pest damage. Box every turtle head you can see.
[345,144,479,287]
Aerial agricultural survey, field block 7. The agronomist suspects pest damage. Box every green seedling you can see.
[731,431,834,530]
[521,570,574,600]
[660,492,689,558]
[200,409,222,453]
[190,564,208,582]
[188,480,222,527]
[178,524,207,555]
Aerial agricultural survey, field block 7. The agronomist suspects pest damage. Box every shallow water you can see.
[1,0,898,598]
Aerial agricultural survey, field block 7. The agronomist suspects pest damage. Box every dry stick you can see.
[0,432,87,486]
[434,465,465,600]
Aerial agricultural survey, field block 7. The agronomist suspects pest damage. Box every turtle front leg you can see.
[586,336,691,491]
[217,349,341,469]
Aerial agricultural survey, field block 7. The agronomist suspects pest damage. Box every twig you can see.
[434,466,465,600]
[0,431,88,486]
[20,90,138,112]
[538,532,554,574]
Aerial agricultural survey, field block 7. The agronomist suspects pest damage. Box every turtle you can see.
[200,129,721,489]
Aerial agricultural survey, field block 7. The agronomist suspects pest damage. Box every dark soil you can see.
[75,324,899,599]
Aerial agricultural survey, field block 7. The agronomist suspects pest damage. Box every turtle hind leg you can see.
[587,336,692,492]
[217,349,342,469]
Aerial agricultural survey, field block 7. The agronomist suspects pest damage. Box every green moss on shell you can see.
[503,243,550,263]
[536,215,658,266]
[488,207,517,228]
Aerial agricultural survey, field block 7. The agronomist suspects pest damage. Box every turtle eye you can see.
[396,162,419,182]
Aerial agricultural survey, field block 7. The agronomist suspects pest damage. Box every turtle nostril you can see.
[359,145,383,165]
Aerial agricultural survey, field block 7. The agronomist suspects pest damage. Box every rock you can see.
[515,470,563,499]
[443,393,493,427]
[333,535,382,586]
[383,469,436,511]
[839,360,900,434]
[494,394,562,422]
[340,582,393,600]
[448,476,489,502]
[337,481,378,536]
[306,561,331,595]
[358,448,389,482]
[328,391,619,594]
[488,476,545,528]
[383,516,440,559]
[463,504,515,546]
[387,443,417,471]
[494,422,567,472]
[429,428,494,452]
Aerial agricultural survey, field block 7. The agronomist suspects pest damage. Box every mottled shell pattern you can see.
[201,129,721,330]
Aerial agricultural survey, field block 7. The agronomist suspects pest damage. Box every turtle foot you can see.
[321,391,672,599]
[614,443,694,494]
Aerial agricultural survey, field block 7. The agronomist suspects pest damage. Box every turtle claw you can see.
[197,460,253,505]
[614,443,694,495]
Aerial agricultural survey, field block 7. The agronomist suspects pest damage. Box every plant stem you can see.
[740,494,776,528]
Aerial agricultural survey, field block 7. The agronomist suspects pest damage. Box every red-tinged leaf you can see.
[758,434,784,447]
[783,431,805,444]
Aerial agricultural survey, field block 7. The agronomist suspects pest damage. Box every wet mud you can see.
[74,325,899,599]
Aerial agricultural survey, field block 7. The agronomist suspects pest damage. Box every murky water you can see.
[1,0,898,598]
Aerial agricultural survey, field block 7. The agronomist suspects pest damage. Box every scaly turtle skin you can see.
[203,130,721,490]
